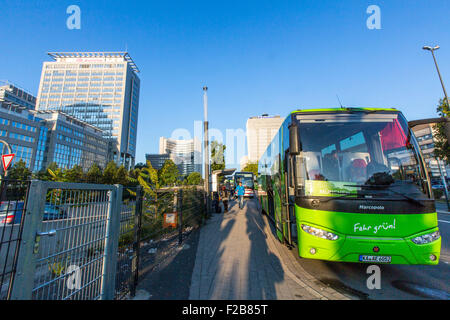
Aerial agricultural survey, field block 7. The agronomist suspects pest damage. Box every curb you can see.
[257,204,353,300]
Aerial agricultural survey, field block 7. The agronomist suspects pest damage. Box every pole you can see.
[203,86,211,214]
[430,50,450,108]
[0,139,12,179]
[130,186,143,297]
[178,189,183,245]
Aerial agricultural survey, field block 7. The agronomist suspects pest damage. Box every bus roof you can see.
[291,107,398,114]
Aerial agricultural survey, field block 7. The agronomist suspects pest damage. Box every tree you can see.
[134,162,146,169]
[433,98,450,163]
[47,165,65,182]
[34,162,58,181]
[64,165,84,182]
[127,160,161,217]
[211,141,226,171]
[186,171,203,185]
[102,161,118,184]
[85,163,103,184]
[242,161,258,177]
[7,160,32,180]
[158,159,179,187]
[114,165,129,186]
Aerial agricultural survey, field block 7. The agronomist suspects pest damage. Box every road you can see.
[283,200,450,300]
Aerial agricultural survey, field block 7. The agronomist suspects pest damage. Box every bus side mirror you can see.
[289,124,300,155]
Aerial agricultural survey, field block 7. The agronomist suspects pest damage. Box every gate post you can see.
[130,186,143,297]
[101,184,122,300]
[10,180,46,300]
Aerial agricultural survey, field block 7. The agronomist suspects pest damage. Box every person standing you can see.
[221,185,229,212]
[236,181,245,209]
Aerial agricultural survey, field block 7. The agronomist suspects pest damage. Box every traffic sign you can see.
[2,154,15,171]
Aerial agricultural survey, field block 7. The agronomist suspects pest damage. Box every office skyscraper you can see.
[145,153,170,170]
[246,114,284,163]
[36,52,140,169]
[159,137,202,177]
[0,81,36,110]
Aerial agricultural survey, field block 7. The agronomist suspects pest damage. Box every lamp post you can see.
[423,45,450,209]
[203,86,211,213]
[422,46,449,108]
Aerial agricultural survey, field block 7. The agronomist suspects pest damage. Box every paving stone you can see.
[189,199,348,300]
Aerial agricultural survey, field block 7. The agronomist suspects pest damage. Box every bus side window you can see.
[288,156,296,195]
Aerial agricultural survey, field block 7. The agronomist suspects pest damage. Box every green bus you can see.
[257,108,441,265]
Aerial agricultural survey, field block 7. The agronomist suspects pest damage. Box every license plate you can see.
[359,255,391,263]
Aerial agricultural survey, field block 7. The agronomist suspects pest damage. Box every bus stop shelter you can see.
[211,168,236,192]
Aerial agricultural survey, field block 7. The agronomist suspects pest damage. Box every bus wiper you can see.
[345,184,425,207]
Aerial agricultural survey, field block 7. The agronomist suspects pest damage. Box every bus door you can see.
[267,175,275,222]
[281,150,294,246]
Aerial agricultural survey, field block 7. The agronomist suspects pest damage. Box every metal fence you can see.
[0,180,31,300]
[0,180,207,300]
[7,180,122,300]
[114,186,206,299]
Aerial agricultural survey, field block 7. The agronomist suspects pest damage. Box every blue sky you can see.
[1,0,450,168]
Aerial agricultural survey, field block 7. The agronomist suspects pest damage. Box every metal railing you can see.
[0,180,31,300]
[9,181,122,300]
[1,180,207,300]
[114,186,207,299]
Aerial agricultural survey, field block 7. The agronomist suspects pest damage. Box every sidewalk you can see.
[189,198,350,300]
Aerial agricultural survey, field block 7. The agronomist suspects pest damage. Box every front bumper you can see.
[297,223,441,265]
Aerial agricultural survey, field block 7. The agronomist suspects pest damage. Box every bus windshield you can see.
[235,172,254,189]
[293,112,431,200]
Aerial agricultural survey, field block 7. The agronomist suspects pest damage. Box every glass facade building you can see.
[36,52,140,170]
[0,102,108,173]
[0,81,36,110]
[145,153,170,170]
[411,121,447,179]
[159,137,202,177]
[0,102,47,170]
[34,111,108,171]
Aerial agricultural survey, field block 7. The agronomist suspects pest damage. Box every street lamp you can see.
[423,45,450,209]
[422,45,449,108]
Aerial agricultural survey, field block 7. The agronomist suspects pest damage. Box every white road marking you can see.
[438,220,450,224]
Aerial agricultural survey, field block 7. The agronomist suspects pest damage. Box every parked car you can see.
[0,201,25,225]
[43,204,67,221]
[432,184,444,190]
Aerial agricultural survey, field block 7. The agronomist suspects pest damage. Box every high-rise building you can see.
[145,153,170,170]
[36,52,140,169]
[0,103,108,172]
[159,137,202,177]
[410,119,448,179]
[32,110,108,171]
[0,81,36,110]
[246,114,284,164]
[0,102,47,171]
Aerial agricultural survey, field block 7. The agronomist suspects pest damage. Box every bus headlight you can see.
[301,224,339,241]
[411,231,440,245]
